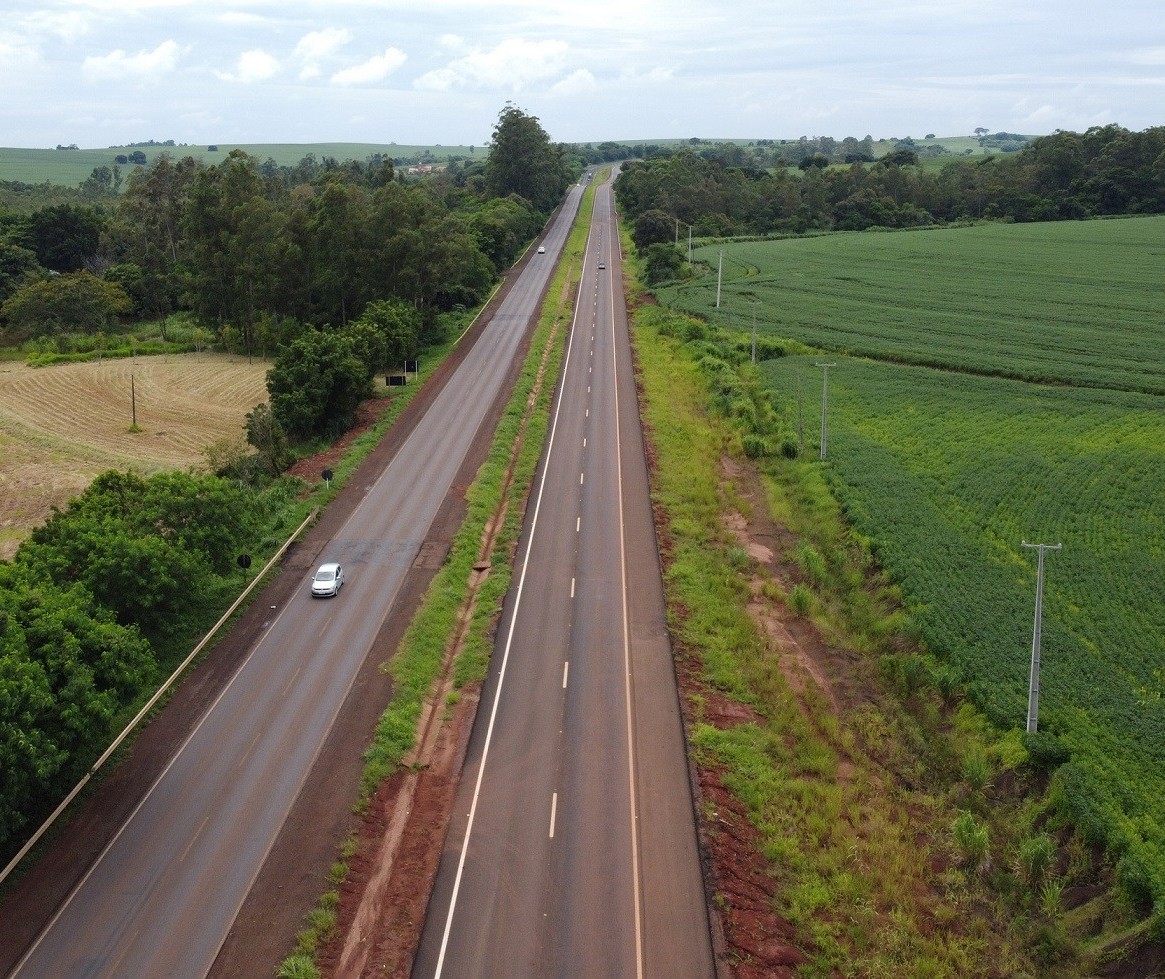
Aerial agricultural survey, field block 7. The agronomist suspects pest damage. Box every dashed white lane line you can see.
[549,793,558,839]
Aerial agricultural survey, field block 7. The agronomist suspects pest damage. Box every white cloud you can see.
[295,27,351,80]
[216,49,281,83]
[547,68,597,97]
[295,28,351,63]
[414,38,569,92]
[331,47,407,86]
[82,40,180,80]
[24,11,91,43]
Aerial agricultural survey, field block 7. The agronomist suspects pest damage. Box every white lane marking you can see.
[571,577,575,598]
[580,472,585,485]
[432,192,601,979]
[576,517,581,533]
[610,205,646,979]
[179,816,210,864]
[562,661,570,688]
[238,729,264,769]
[549,793,559,838]
[585,408,589,418]
[280,666,302,698]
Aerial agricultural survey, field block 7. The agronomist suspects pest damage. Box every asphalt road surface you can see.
[8,184,586,979]
[414,179,715,977]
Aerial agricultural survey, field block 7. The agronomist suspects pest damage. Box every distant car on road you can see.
[598,262,606,270]
[537,245,546,254]
[311,562,345,597]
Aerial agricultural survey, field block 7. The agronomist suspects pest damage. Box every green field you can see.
[662,219,1165,906]
[662,217,1165,395]
[0,142,480,187]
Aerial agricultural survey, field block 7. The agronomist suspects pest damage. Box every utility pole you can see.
[815,362,836,460]
[1022,540,1062,733]
[716,250,724,308]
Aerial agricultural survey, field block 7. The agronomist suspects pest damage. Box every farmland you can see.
[0,353,269,560]
[661,217,1165,394]
[0,142,479,187]
[660,217,1165,905]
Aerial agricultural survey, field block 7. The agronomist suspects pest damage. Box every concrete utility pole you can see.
[716,250,724,308]
[1022,540,1062,733]
[815,362,836,460]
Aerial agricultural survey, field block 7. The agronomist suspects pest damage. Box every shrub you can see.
[741,433,768,458]
[789,582,814,615]
[277,955,320,979]
[1017,834,1055,883]
[952,811,990,869]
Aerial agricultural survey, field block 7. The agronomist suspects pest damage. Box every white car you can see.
[537,245,546,254]
[311,562,345,597]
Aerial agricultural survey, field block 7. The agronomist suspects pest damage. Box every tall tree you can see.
[484,104,571,213]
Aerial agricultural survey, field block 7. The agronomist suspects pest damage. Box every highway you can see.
[414,177,715,976]
[7,183,586,979]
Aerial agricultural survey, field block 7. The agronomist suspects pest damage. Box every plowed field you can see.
[0,353,270,560]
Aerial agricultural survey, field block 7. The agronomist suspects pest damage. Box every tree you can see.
[642,243,683,285]
[484,104,572,212]
[0,272,132,340]
[245,403,290,475]
[632,209,677,251]
[346,298,420,373]
[79,165,122,199]
[25,204,105,272]
[0,565,154,844]
[0,241,45,304]
[267,329,371,439]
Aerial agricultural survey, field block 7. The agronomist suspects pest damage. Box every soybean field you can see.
[661,217,1165,395]
[661,218,1165,904]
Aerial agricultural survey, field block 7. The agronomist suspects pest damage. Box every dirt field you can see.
[0,353,270,559]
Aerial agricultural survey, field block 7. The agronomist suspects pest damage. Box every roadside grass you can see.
[626,282,1111,972]
[279,185,598,972]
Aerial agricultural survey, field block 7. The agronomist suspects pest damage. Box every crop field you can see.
[0,142,478,186]
[760,354,1165,898]
[661,216,1165,902]
[0,353,269,560]
[660,216,1165,395]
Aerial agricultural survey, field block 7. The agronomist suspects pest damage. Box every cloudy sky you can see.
[2,0,1162,149]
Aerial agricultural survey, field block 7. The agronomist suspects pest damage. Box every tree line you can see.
[0,107,574,347]
[618,124,1165,282]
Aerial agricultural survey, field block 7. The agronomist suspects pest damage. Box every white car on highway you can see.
[311,562,345,597]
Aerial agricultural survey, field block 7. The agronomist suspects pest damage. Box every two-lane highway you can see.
[415,175,714,976]
[8,183,586,979]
